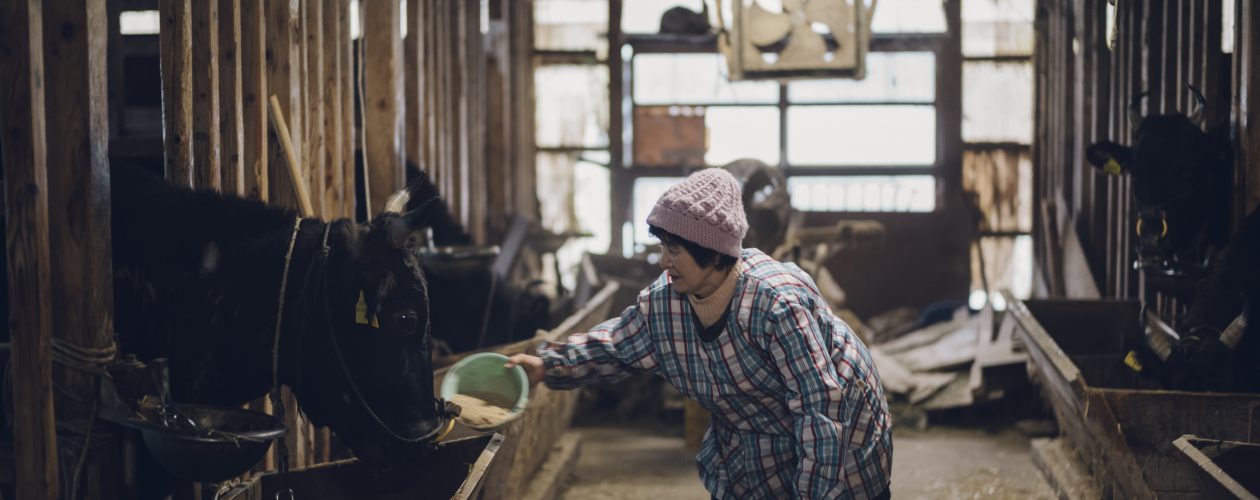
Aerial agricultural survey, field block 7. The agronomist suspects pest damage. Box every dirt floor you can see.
[560,423,1055,499]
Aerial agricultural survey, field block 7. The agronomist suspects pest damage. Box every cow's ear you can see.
[1086,142,1132,175]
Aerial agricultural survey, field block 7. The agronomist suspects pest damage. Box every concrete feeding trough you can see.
[1009,295,1260,498]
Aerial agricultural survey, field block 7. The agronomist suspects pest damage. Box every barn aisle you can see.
[560,421,1055,499]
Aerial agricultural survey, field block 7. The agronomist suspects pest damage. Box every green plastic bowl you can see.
[440,352,529,430]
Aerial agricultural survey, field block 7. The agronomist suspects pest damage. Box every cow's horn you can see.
[1128,90,1149,131]
[1188,85,1207,127]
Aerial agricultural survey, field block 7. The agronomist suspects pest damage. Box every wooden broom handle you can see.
[268,95,316,217]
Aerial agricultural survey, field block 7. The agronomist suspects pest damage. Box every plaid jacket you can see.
[539,249,893,499]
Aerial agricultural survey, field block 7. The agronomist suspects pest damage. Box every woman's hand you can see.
[505,354,546,386]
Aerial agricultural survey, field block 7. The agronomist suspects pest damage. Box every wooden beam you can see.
[463,0,481,241]
[341,0,354,218]
[267,0,301,208]
[405,0,423,170]
[0,1,60,497]
[324,0,345,218]
[241,0,267,200]
[1240,0,1260,213]
[363,0,404,216]
[220,0,245,196]
[193,0,222,190]
[305,0,325,217]
[43,0,116,429]
[516,0,536,219]
[160,0,194,186]
[486,0,510,242]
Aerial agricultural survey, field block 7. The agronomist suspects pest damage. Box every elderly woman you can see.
[507,169,893,499]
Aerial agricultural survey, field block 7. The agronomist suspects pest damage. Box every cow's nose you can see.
[1136,210,1169,241]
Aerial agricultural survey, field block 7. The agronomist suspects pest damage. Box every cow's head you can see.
[1085,87,1233,277]
[285,175,458,465]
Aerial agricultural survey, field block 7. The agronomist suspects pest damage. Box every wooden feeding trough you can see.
[1173,435,1260,499]
[218,282,620,500]
[433,281,621,499]
[1008,295,1260,498]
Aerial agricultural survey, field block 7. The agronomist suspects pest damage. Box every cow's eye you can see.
[395,312,419,333]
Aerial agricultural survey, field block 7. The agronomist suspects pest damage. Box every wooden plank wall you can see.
[2,0,538,491]
[1034,0,1246,329]
[0,2,61,497]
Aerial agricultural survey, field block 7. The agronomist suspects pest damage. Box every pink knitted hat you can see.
[647,168,748,257]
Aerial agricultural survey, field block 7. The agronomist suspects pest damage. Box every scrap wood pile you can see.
[854,303,1029,427]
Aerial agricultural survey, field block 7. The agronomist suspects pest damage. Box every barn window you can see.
[869,0,947,33]
[119,10,160,35]
[962,0,1034,304]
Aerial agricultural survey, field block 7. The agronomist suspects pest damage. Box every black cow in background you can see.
[384,160,555,355]
[1086,87,1258,392]
[1086,88,1233,278]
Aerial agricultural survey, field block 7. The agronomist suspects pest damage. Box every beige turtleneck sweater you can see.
[687,262,742,327]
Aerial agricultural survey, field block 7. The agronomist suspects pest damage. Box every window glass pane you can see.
[1223,0,1235,54]
[788,52,935,103]
[962,0,1034,57]
[972,235,1033,301]
[555,160,612,290]
[623,0,706,34]
[870,0,947,33]
[634,54,778,104]
[633,177,685,244]
[963,147,1032,232]
[963,61,1032,143]
[536,65,610,148]
[787,175,936,212]
[536,0,609,55]
[120,10,160,35]
[705,107,781,166]
[787,105,935,166]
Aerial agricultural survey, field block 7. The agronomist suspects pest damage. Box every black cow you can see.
[108,164,458,459]
[1,163,460,497]
[1085,88,1233,277]
[1086,88,1258,392]
[1166,208,1260,392]
[389,162,555,355]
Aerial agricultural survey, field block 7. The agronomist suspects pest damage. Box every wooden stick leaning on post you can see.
[268,94,316,217]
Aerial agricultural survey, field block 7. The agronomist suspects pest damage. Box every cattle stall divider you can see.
[0,0,541,496]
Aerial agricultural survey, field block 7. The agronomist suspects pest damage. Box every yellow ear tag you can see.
[1124,351,1143,372]
[1103,158,1124,176]
[355,291,373,326]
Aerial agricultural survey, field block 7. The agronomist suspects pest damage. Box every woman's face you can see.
[658,241,721,296]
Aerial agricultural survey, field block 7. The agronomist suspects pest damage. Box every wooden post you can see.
[193,0,222,191]
[466,0,485,243]
[267,0,301,208]
[363,0,404,216]
[43,0,116,426]
[0,1,60,497]
[449,0,464,220]
[160,0,194,186]
[515,0,537,219]
[304,0,325,217]
[324,0,345,219]
[242,0,267,200]
[405,0,423,172]
[425,0,439,194]
[486,0,509,242]
[220,0,246,196]
[609,0,626,253]
[1239,0,1260,214]
[341,0,355,218]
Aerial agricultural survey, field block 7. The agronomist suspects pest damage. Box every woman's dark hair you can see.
[648,225,738,271]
